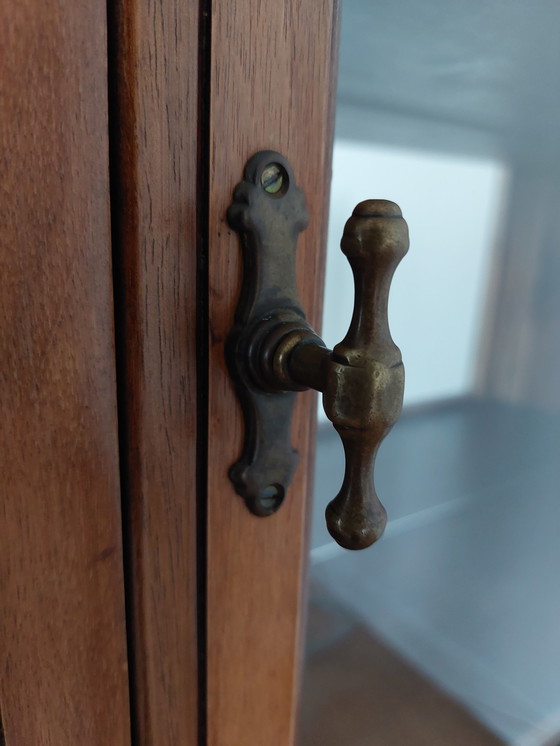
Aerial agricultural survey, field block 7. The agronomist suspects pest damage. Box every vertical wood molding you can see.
[206,3,339,744]
[109,0,201,743]
[0,1,131,743]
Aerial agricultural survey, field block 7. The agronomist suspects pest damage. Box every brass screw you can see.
[261,163,284,194]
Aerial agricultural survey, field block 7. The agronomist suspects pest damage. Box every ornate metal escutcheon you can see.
[226,150,409,550]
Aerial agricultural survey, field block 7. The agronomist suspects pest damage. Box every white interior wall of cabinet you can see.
[319,136,510,418]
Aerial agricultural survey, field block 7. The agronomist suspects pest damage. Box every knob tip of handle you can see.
[325,498,387,551]
[353,199,402,219]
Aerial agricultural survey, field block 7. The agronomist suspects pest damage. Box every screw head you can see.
[261,163,287,195]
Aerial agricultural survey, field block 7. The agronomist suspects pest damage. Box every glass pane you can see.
[300,2,560,745]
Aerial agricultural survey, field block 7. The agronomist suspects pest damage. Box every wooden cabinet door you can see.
[205,4,339,745]
[1,1,131,743]
[111,1,339,745]
[2,2,338,743]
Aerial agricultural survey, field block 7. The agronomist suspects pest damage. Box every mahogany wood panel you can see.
[207,3,339,744]
[109,0,200,743]
[0,1,131,743]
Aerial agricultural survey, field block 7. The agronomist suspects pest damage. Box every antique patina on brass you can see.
[227,150,409,549]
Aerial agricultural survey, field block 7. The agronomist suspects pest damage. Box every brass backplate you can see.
[226,151,310,516]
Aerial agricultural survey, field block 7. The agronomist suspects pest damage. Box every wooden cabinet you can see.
[1,2,131,744]
[1,2,338,744]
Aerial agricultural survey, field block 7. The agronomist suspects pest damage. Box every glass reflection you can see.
[300,2,560,744]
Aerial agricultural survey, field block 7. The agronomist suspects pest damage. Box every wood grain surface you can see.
[206,3,339,744]
[109,0,201,743]
[0,1,131,743]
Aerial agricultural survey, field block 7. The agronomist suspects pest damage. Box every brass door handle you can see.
[227,151,409,550]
